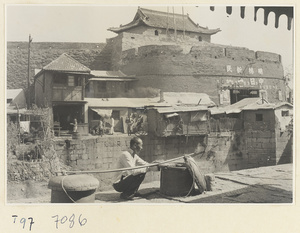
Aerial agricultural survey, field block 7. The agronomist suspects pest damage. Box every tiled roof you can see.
[108,7,220,35]
[43,53,91,73]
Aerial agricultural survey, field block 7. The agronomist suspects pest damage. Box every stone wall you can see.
[7,42,111,89]
[51,132,257,190]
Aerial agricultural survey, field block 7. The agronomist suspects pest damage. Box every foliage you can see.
[7,120,19,156]
[7,104,64,180]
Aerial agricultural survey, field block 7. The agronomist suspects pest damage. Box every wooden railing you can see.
[52,86,82,101]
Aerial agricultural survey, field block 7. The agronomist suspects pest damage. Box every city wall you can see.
[7,42,110,89]
[112,43,285,104]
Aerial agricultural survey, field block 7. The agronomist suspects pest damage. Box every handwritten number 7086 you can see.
[52,214,87,229]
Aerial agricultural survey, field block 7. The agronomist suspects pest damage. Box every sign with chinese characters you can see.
[248,67,254,74]
[226,65,232,72]
[237,66,243,74]
[225,65,263,75]
[250,78,255,86]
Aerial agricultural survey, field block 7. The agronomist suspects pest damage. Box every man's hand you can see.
[150,160,164,171]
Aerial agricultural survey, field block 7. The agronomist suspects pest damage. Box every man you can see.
[99,118,104,137]
[113,136,158,200]
[109,116,114,135]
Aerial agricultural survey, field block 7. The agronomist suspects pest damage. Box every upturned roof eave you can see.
[108,8,221,35]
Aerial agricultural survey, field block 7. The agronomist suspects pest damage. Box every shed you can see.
[147,105,209,137]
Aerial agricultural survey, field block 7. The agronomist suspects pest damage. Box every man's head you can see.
[130,136,143,154]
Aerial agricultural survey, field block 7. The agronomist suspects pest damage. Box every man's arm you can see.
[120,152,147,176]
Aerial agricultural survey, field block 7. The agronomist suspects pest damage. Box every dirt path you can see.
[7,163,293,204]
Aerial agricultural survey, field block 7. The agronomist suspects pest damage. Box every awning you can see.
[165,113,179,118]
[89,78,136,82]
[91,108,112,118]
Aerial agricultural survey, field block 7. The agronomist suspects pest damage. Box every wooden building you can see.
[148,106,209,137]
[34,53,90,132]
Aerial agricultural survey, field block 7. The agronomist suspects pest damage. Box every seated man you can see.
[113,136,158,200]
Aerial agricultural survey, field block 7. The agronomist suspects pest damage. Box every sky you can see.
[6,5,294,72]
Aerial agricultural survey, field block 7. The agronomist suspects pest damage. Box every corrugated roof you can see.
[7,89,24,100]
[210,98,293,115]
[90,70,136,81]
[89,78,136,82]
[6,89,27,108]
[91,70,127,77]
[43,53,91,73]
[154,105,209,114]
[243,101,293,111]
[85,97,170,108]
[108,7,220,35]
[163,92,215,107]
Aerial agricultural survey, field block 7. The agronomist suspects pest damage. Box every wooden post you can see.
[27,34,33,108]
[173,7,177,41]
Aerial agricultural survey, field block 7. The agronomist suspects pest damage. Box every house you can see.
[34,53,91,133]
[210,98,293,165]
[242,100,293,165]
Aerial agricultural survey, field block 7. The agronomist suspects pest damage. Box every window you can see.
[93,111,101,120]
[198,36,202,41]
[98,82,107,92]
[68,76,75,86]
[125,82,129,93]
[112,110,120,120]
[256,114,263,121]
[53,73,68,85]
[155,30,159,36]
[281,110,289,117]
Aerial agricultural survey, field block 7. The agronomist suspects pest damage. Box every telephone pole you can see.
[27,34,32,108]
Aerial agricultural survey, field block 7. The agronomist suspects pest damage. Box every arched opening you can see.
[198,36,202,41]
[155,30,159,36]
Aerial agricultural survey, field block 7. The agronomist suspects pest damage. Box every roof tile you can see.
[43,53,91,73]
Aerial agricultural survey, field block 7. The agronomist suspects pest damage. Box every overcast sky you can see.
[6,5,293,71]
